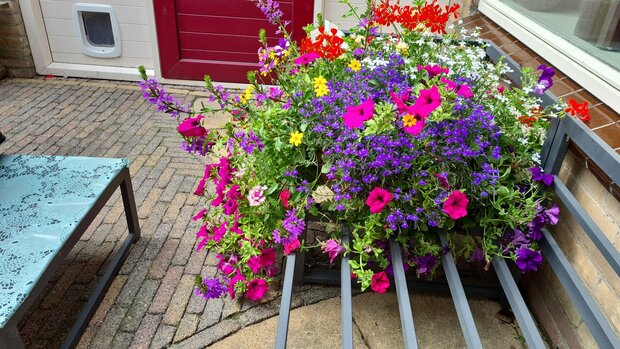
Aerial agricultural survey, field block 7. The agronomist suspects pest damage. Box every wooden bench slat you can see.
[541,228,620,349]
[340,227,354,349]
[275,252,296,349]
[553,179,620,276]
[439,234,483,349]
[389,239,419,349]
[492,257,546,349]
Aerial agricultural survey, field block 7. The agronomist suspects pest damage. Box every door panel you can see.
[154,0,313,82]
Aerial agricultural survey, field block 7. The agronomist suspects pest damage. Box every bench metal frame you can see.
[0,165,140,349]
[274,41,620,348]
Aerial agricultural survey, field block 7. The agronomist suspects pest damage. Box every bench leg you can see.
[0,326,24,349]
[120,168,141,240]
[60,169,140,349]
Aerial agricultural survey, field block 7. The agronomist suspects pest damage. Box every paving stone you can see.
[149,266,184,314]
[162,274,196,325]
[110,331,134,349]
[148,238,180,279]
[198,298,224,331]
[173,314,200,343]
[131,314,163,349]
[116,260,151,307]
[89,306,128,348]
[121,278,161,332]
[89,275,129,326]
[149,324,176,349]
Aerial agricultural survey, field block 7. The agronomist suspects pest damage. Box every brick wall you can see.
[524,151,620,348]
[0,0,36,78]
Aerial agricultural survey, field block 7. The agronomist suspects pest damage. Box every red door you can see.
[154,0,313,82]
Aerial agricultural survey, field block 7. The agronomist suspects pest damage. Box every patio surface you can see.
[0,77,526,348]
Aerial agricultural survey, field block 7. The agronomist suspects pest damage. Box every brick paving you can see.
[0,77,338,349]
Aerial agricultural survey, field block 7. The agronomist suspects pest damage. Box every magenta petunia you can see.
[418,64,449,78]
[443,190,469,220]
[401,106,426,136]
[343,98,375,129]
[365,187,393,214]
[228,269,246,299]
[245,278,269,301]
[294,52,320,66]
[370,271,390,293]
[390,90,411,114]
[259,248,276,267]
[283,238,301,255]
[247,256,261,273]
[456,84,473,99]
[322,239,345,264]
[413,86,442,117]
[178,115,207,137]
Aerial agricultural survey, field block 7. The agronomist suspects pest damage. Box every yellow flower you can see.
[289,131,303,146]
[313,76,329,97]
[313,76,327,88]
[348,59,361,72]
[240,85,254,103]
[403,114,418,127]
[396,41,409,54]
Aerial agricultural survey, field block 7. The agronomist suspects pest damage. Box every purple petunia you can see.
[534,64,555,94]
[195,277,228,300]
[530,167,554,186]
[515,247,543,272]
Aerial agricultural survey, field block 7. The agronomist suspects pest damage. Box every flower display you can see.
[139,0,565,301]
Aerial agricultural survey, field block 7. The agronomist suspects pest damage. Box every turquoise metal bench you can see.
[0,154,140,348]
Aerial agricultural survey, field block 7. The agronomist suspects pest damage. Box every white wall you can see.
[39,0,154,69]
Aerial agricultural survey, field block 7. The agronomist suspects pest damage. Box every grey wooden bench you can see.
[0,152,140,349]
[274,42,620,349]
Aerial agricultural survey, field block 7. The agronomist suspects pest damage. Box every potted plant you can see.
[139,0,576,301]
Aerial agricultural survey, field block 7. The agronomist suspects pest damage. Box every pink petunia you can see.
[456,85,473,99]
[401,106,426,136]
[259,248,276,267]
[390,90,411,114]
[279,189,291,209]
[247,256,261,274]
[283,238,301,255]
[217,254,237,275]
[370,271,390,293]
[413,86,442,117]
[245,278,269,301]
[343,98,375,129]
[228,269,246,299]
[178,115,207,137]
[418,64,449,78]
[321,239,345,264]
[294,52,320,66]
[365,187,393,214]
[443,190,469,220]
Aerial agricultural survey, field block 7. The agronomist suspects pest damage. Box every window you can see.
[501,0,620,71]
[480,0,620,112]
